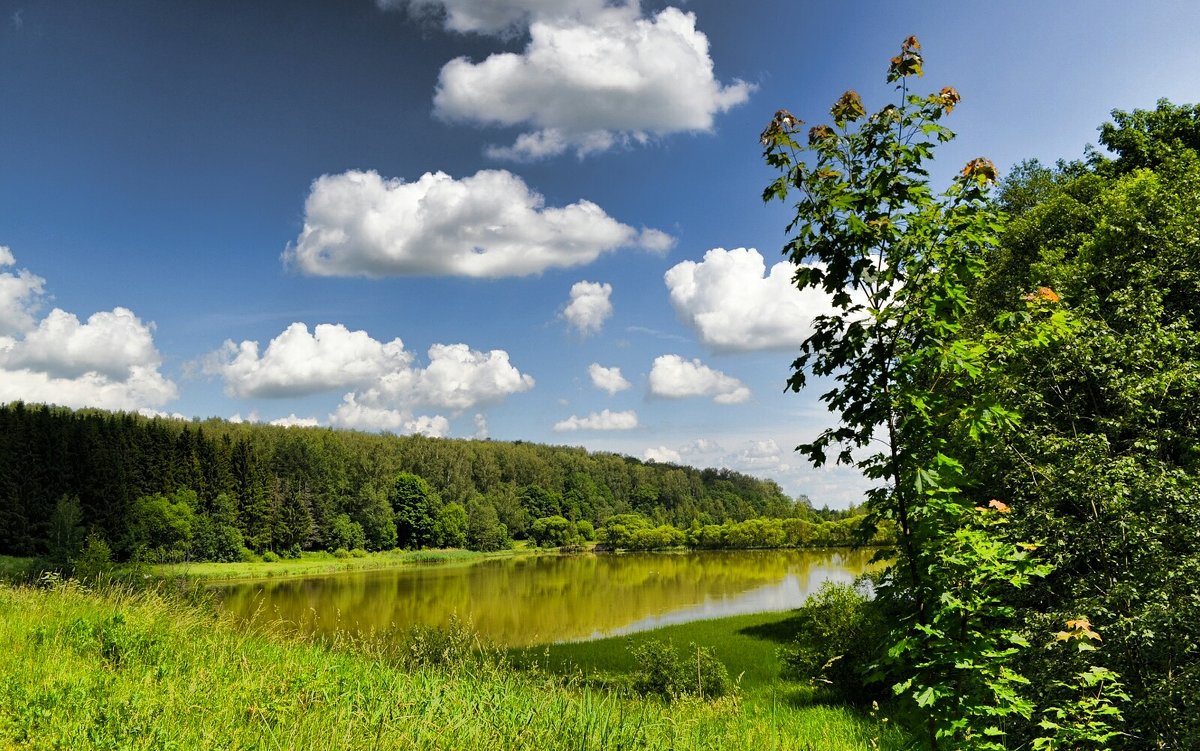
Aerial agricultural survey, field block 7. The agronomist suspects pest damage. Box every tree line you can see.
[0,402,846,562]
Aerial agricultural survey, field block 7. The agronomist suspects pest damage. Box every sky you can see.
[2,0,1199,508]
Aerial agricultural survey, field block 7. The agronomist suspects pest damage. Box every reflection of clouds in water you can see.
[577,566,861,642]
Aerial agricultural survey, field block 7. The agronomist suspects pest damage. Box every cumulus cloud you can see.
[681,438,722,455]
[648,354,750,404]
[328,397,451,437]
[206,323,411,399]
[563,281,612,335]
[588,363,630,394]
[283,169,669,278]
[433,5,754,160]
[473,413,489,439]
[0,246,46,336]
[0,249,176,412]
[379,0,610,35]
[729,438,789,472]
[553,408,638,431]
[270,414,322,428]
[208,323,535,421]
[665,247,840,352]
[3,308,158,381]
[643,446,681,463]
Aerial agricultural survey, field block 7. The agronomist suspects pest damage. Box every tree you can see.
[46,495,85,565]
[762,37,1071,747]
[971,110,1200,748]
[125,489,197,562]
[390,472,442,549]
[466,498,512,552]
[529,515,581,548]
[435,502,468,548]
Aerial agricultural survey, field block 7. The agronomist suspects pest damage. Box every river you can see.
[214,548,876,647]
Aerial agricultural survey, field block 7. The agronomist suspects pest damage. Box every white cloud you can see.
[0,246,46,337]
[665,247,839,352]
[433,5,754,160]
[283,169,668,278]
[270,414,322,428]
[643,445,681,463]
[207,323,411,399]
[207,323,533,433]
[0,367,177,412]
[0,249,176,412]
[648,354,750,404]
[328,398,451,437]
[563,281,612,335]
[681,438,722,455]
[380,0,610,35]
[2,308,159,380]
[406,343,535,410]
[553,408,638,431]
[729,438,788,472]
[473,413,489,439]
[588,362,630,394]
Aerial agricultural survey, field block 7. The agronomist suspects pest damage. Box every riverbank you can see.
[0,547,540,585]
[0,577,905,750]
[144,545,539,582]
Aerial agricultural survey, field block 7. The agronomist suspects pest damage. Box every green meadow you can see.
[0,573,905,750]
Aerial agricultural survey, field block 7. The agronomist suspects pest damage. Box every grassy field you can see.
[0,577,905,750]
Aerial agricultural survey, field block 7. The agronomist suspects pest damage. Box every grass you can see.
[0,555,39,581]
[510,611,820,703]
[0,576,906,750]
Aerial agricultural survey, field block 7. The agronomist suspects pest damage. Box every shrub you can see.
[779,580,882,703]
[72,532,112,580]
[332,548,350,559]
[630,639,732,701]
[350,548,367,558]
[261,550,281,563]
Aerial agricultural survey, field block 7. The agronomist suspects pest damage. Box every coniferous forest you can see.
[0,401,818,562]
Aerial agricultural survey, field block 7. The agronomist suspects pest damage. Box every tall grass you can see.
[0,577,904,750]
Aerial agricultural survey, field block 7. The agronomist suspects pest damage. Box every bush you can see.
[350,548,367,558]
[261,550,280,563]
[630,639,732,701]
[72,532,112,580]
[779,580,882,702]
[237,547,259,563]
[332,548,350,559]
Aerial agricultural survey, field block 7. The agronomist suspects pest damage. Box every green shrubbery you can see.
[779,581,881,702]
[629,639,732,701]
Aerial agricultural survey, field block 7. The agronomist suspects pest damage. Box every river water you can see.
[214,548,876,647]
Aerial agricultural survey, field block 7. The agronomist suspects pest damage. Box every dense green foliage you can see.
[971,102,1200,748]
[0,403,813,562]
[764,38,1198,750]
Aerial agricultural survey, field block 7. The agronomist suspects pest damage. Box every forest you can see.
[0,402,853,562]
[760,38,1200,750]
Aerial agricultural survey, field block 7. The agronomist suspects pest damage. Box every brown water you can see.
[214,548,875,647]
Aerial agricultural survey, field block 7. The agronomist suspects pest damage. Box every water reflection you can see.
[214,548,875,647]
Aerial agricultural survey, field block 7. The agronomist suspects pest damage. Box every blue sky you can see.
[2,0,1198,507]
